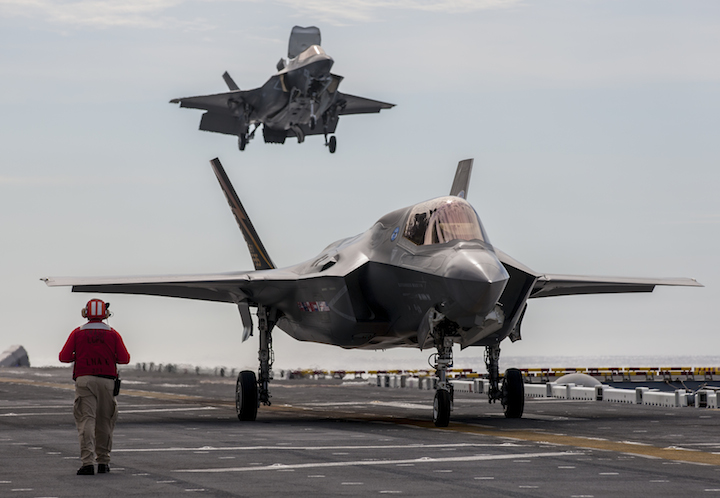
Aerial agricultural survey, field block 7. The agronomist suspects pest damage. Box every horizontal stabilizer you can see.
[210,158,275,271]
[450,159,473,198]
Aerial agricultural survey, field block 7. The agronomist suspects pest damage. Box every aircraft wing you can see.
[495,249,702,299]
[41,269,299,305]
[529,274,703,298]
[335,92,395,115]
[170,89,260,114]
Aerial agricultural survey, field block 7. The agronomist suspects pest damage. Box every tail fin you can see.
[449,158,473,199]
[209,158,275,270]
[222,71,240,91]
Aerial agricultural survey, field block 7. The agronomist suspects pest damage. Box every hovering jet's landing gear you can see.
[324,135,337,154]
[485,344,524,418]
[238,133,248,151]
[309,116,316,131]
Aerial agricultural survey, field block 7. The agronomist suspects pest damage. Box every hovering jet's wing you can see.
[170,90,254,114]
[336,92,395,115]
[529,274,703,298]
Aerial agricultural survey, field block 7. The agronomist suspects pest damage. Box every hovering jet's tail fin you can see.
[209,158,275,271]
[222,72,240,91]
[450,158,473,199]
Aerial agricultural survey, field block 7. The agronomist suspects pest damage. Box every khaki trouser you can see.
[73,375,118,466]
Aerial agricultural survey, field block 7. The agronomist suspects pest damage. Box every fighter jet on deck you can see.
[170,26,394,153]
[43,158,702,427]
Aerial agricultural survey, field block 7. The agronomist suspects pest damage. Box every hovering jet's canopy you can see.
[404,197,490,246]
[288,26,321,59]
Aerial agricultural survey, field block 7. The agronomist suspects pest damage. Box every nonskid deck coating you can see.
[1,367,720,497]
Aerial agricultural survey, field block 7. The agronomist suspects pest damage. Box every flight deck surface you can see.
[1,367,719,497]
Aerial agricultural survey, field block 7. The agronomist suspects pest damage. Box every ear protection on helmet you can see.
[81,299,111,320]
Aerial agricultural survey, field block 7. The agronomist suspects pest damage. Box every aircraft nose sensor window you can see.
[404,197,488,246]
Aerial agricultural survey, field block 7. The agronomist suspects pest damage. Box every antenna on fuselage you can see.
[449,158,473,199]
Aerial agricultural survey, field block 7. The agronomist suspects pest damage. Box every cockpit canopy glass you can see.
[403,197,489,246]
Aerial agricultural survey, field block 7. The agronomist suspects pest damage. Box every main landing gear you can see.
[235,305,277,422]
[485,344,524,418]
[324,134,337,153]
[427,314,525,426]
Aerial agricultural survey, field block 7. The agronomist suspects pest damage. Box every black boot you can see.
[77,465,94,475]
[97,464,110,474]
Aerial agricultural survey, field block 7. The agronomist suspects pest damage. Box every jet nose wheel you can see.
[328,135,337,153]
[433,390,451,427]
[236,370,259,421]
[501,368,525,418]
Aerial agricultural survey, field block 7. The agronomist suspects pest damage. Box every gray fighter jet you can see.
[42,158,702,426]
[170,26,394,153]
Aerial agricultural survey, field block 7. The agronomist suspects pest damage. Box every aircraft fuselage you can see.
[239,197,511,350]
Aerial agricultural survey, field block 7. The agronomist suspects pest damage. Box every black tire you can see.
[328,135,337,153]
[238,135,247,151]
[433,390,451,427]
[236,370,258,421]
[309,117,316,131]
[502,368,524,418]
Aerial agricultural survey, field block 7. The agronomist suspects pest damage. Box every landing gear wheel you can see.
[238,135,247,151]
[236,370,258,421]
[501,368,524,419]
[433,390,451,427]
[309,117,316,131]
[328,135,337,153]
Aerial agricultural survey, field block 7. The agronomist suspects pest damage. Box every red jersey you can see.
[59,321,130,380]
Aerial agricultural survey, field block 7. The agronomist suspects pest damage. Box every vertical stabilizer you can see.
[449,158,473,199]
[209,158,275,271]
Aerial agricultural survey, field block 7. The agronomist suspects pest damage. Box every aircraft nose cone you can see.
[443,250,509,317]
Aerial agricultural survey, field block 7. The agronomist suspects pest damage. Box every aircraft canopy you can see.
[403,197,489,246]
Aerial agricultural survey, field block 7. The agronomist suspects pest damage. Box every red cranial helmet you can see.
[81,299,110,320]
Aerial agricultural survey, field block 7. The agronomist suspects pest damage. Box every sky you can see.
[1,0,718,373]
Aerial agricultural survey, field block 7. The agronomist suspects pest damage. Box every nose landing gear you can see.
[431,335,454,427]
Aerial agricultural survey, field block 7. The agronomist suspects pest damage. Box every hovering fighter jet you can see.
[170,26,394,153]
[42,158,701,427]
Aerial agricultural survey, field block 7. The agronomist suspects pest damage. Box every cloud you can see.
[659,215,720,225]
[0,0,209,29]
[0,175,166,186]
[278,0,522,24]
[0,0,521,29]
